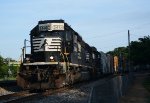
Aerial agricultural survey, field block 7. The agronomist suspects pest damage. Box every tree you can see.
[130,36,150,66]
[0,55,3,66]
[107,35,150,70]
[0,55,7,78]
[0,55,19,78]
[107,47,128,58]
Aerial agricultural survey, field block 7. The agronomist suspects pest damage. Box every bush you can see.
[143,76,150,92]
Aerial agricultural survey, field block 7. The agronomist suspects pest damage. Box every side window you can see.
[66,31,72,41]
[86,52,90,61]
[98,54,100,58]
[77,42,81,52]
[74,43,78,52]
[92,53,95,59]
[78,52,81,59]
[73,35,77,43]
[73,34,78,52]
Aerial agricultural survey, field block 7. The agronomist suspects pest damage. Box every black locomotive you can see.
[17,20,117,89]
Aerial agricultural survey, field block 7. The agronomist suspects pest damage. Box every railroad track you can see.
[0,75,117,103]
[0,87,70,103]
[0,90,36,103]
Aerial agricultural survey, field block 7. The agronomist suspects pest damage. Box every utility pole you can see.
[128,30,131,72]
[23,39,26,63]
[24,39,26,57]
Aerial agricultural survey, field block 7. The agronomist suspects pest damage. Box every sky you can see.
[0,0,150,60]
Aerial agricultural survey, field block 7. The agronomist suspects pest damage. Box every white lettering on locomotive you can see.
[39,23,64,31]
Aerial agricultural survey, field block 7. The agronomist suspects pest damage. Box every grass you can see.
[143,76,150,92]
[0,77,16,81]
[143,76,150,103]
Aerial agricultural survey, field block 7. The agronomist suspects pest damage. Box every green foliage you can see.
[0,55,5,78]
[0,64,8,78]
[10,64,19,77]
[107,35,150,67]
[0,55,19,78]
[143,76,150,102]
[107,47,128,58]
[130,36,150,65]
[143,77,150,92]
[0,55,3,66]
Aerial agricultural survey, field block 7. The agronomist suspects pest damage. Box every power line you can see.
[85,22,150,40]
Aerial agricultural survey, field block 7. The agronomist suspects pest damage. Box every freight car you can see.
[17,20,114,90]
[114,55,128,73]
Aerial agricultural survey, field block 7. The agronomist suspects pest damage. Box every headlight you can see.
[50,56,54,61]
[50,56,54,60]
